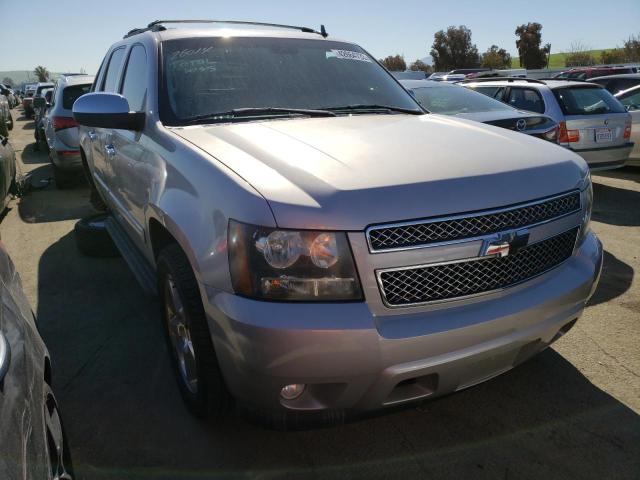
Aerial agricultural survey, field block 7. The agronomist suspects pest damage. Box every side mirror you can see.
[33,97,46,108]
[0,332,10,383]
[73,92,145,131]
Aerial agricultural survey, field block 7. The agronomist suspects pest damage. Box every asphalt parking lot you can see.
[1,111,639,480]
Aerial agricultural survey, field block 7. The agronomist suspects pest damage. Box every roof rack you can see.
[460,77,546,85]
[124,19,329,39]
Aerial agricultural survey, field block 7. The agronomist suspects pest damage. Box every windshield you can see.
[411,85,512,114]
[160,37,420,125]
[553,87,626,115]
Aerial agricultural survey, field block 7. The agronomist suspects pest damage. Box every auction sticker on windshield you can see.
[330,50,372,62]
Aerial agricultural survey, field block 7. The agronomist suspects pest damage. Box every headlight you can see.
[228,220,363,301]
[578,174,593,244]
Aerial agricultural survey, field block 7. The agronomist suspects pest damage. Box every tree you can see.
[565,41,595,67]
[601,48,627,64]
[409,59,432,73]
[379,55,407,71]
[481,45,512,69]
[624,34,640,62]
[515,23,551,69]
[2,77,14,87]
[33,66,50,82]
[430,25,480,71]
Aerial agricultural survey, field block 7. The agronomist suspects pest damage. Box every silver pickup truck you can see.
[73,20,603,428]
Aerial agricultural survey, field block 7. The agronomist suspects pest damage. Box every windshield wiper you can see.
[324,104,424,115]
[183,107,336,125]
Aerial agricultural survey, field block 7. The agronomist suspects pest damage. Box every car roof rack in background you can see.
[124,20,329,39]
[460,77,547,84]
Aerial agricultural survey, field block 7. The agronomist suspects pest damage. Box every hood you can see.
[173,114,587,230]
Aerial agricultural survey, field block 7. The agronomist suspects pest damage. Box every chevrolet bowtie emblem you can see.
[481,229,530,258]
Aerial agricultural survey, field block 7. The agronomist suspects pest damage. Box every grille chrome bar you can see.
[367,191,581,253]
[377,228,579,307]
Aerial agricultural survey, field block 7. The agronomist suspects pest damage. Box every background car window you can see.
[553,87,627,115]
[506,88,545,113]
[413,85,511,114]
[619,90,640,110]
[101,48,126,92]
[62,84,92,110]
[121,45,147,111]
[472,86,505,99]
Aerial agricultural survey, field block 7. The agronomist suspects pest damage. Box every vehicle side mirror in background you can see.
[0,332,10,383]
[33,97,46,108]
[73,92,145,131]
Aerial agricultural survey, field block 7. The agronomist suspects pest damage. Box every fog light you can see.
[280,383,306,400]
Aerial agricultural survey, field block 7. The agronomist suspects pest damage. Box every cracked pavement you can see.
[1,112,638,479]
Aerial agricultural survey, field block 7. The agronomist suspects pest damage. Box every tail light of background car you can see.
[559,121,580,143]
[624,123,632,139]
[52,116,78,131]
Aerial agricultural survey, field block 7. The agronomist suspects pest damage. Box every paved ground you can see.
[1,112,639,480]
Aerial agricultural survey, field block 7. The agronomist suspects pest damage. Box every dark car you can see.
[0,135,16,212]
[590,73,640,95]
[400,79,559,142]
[553,66,636,81]
[0,94,13,136]
[0,240,74,480]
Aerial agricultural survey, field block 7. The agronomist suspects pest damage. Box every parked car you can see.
[0,134,16,211]
[553,66,636,81]
[449,68,490,76]
[43,74,94,188]
[428,72,449,81]
[391,71,429,80]
[73,20,602,428]
[22,85,37,118]
[26,82,54,120]
[0,239,74,480]
[0,94,12,136]
[464,78,633,170]
[0,84,18,109]
[590,73,640,95]
[33,88,53,152]
[615,84,640,165]
[466,69,527,79]
[400,79,558,141]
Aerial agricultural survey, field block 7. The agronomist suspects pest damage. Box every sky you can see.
[1,0,639,73]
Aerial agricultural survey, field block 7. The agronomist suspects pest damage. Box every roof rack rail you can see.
[460,77,546,84]
[132,19,329,38]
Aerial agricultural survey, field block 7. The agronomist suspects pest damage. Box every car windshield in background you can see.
[411,85,512,114]
[160,37,421,125]
[62,84,91,109]
[553,87,626,115]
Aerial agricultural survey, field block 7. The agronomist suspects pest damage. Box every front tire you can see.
[157,244,232,418]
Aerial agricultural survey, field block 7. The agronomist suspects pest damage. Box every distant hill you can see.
[513,49,615,68]
[0,70,65,86]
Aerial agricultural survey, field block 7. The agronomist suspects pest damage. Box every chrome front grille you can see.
[378,228,579,307]
[367,192,581,252]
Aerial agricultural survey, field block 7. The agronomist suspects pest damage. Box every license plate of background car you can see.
[595,128,613,143]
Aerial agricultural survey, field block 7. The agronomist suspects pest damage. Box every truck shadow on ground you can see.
[589,250,634,307]
[33,230,640,480]
[592,181,640,227]
[19,142,50,165]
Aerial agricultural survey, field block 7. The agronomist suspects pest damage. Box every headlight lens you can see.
[228,220,363,301]
[578,175,593,244]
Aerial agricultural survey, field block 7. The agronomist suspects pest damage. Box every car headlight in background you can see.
[578,174,593,244]
[228,220,363,301]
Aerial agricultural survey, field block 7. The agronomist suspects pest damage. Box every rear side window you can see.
[101,47,126,92]
[506,88,545,113]
[120,45,147,111]
[618,89,640,111]
[63,84,91,109]
[553,87,626,115]
[471,86,505,99]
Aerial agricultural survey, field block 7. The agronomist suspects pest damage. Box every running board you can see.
[105,216,157,296]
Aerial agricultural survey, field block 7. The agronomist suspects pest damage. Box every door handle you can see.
[104,144,116,158]
[87,130,97,141]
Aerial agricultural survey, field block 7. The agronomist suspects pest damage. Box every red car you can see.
[554,66,636,80]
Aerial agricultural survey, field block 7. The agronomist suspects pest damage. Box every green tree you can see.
[624,34,640,62]
[379,55,407,71]
[515,23,551,69]
[565,42,595,67]
[430,25,480,71]
[481,45,512,69]
[33,65,50,82]
[600,48,627,64]
[2,77,14,87]
[409,59,432,73]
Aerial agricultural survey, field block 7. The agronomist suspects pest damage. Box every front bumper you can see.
[572,142,633,171]
[202,232,602,415]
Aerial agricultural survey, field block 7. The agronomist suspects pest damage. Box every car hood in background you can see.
[453,109,538,123]
[173,114,587,230]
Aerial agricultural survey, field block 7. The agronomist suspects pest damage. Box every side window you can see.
[473,86,505,100]
[101,47,126,93]
[120,45,148,111]
[506,88,545,113]
[91,57,106,92]
[619,90,640,110]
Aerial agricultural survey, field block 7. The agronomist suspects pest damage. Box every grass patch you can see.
[513,49,614,68]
